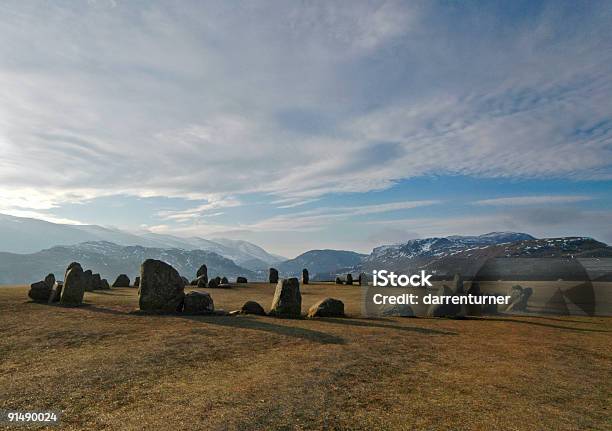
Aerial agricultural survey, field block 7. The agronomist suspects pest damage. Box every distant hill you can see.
[0,241,255,285]
[0,213,284,265]
[361,234,612,280]
[277,249,366,278]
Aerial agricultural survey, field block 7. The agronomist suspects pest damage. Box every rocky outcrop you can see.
[307,298,345,317]
[183,291,214,315]
[138,259,185,312]
[269,278,301,317]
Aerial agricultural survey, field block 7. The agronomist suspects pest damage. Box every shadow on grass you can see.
[87,290,132,296]
[83,305,132,316]
[182,315,347,345]
[313,317,458,336]
[479,317,611,333]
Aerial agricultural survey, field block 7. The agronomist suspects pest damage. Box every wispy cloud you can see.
[474,195,593,206]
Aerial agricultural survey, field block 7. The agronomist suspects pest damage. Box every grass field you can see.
[0,283,610,430]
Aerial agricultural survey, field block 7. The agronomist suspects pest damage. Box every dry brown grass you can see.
[0,283,610,430]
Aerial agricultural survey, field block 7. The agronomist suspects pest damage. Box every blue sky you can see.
[0,0,611,257]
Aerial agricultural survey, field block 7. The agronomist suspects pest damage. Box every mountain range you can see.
[1,214,610,284]
[0,213,284,267]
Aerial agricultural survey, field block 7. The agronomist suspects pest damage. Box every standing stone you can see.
[64,262,82,283]
[236,276,247,283]
[196,275,208,288]
[269,268,279,284]
[61,265,85,305]
[197,264,208,278]
[307,298,345,317]
[208,278,219,289]
[345,274,353,285]
[83,270,94,291]
[335,277,343,284]
[359,272,368,286]
[48,281,63,303]
[91,273,102,290]
[180,276,189,286]
[302,269,309,285]
[134,276,141,287]
[221,276,229,284]
[138,259,185,312]
[112,274,131,287]
[183,291,214,315]
[100,279,110,290]
[269,278,301,317]
[28,280,52,302]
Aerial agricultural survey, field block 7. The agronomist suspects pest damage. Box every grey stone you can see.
[269,268,279,284]
[381,304,415,317]
[302,268,309,285]
[307,298,345,318]
[48,281,63,303]
[112,274,130,288]
[345,274,353,285]
[240,301,266,315]
[28,280,52,302]
[61,266,85,305]
[183,291,214,315]
[269,278,301,317]
[335,277,343,284]
[236,276,247,283]
[138,259,185,312]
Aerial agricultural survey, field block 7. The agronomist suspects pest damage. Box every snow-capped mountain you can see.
[0,213,284,265]
[364,232,535,264]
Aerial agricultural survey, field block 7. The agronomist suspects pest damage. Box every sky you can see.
[0,0,611,257]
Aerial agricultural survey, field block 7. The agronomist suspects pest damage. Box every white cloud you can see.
[474,195,593,206]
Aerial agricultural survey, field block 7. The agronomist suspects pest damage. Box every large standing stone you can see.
[335,277,343,285]
[180,276,189,286]
[134,276,141,287]
[269,268,279,284]
[28,280,52,302]
[61,266,85,305]
[83,270,94,291]
[345,274,353,285]
[100,279,110,290]
[221,276,229,284]
[64,262,82,283]
[358,272,368,286]
[236,276,247,283]
[302,269,309,285]
[208,277,219,288]
[307,298,345,318]
[269,278,301,317]
[183,291,214,315]
[112,274,130,287]
[240,301,266,315]
[138,259,185,312]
